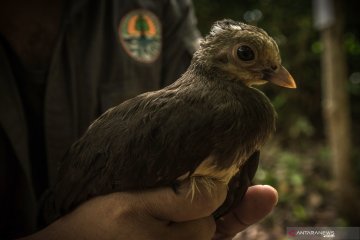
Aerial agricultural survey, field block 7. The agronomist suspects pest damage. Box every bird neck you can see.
[187,61,239,84]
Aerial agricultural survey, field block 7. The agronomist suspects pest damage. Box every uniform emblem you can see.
[119,9,162,63]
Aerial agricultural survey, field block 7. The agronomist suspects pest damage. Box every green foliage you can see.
[345,33,360,55]
[256,142,340,229]
[288,116,315,139]
[257,148,307,221]
[311,40,323,54]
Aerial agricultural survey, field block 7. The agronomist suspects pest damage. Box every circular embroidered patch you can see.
[119,9,162,63]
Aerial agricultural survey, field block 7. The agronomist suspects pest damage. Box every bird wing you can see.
[53,88,218,214]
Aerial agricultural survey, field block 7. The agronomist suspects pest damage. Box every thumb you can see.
[134,180,228,222]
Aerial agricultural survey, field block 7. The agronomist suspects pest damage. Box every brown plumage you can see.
[43,19,296,224]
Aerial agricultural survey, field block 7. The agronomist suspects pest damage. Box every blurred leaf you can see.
[293,204,308,221]
[289,116,315,139]
[271,94,287,109]
[311,40,323,54]
[345,33,360,55]
[290,173,303,186]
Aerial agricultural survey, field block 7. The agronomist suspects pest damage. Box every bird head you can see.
[193,19,296,88]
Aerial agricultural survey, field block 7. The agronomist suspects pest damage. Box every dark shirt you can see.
[0,0,200,238]
[1,35,48,199]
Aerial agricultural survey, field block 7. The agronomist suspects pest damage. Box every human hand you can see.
[214,185,278,240]
[21,183,277,240]
[21,181,227,240]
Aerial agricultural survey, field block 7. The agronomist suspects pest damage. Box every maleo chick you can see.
[44,19,296,224]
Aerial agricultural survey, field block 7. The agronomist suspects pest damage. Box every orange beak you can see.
[269,66,296,89]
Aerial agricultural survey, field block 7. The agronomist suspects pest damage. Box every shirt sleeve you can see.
[160,0,201,87]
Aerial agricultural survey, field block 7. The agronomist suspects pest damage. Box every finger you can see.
[133,180,227,222]
[215,185,278,238]
[166,216,216,240]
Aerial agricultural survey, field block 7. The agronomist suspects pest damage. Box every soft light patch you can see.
[185,155,243,200]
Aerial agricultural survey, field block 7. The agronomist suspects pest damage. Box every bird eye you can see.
[237,45,255,61]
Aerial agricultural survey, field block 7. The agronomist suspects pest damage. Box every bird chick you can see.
[44,19,295,224]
